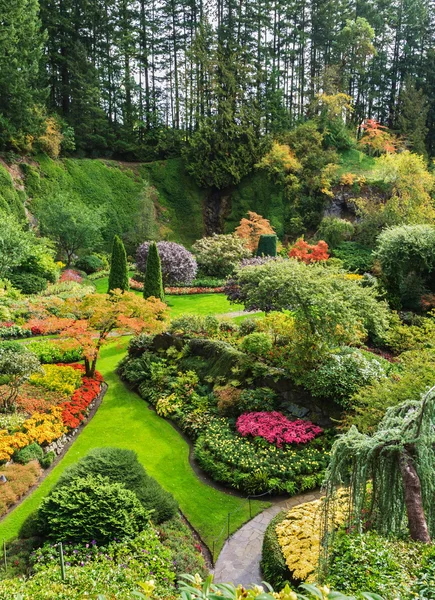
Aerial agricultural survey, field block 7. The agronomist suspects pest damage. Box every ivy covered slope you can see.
[0,146,385,253]
[0,156,206,252]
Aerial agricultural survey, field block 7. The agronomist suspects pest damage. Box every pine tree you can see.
[108,235,129,292]
[0,0,45,150]
[396,77,429,156]
[143,242,164,301]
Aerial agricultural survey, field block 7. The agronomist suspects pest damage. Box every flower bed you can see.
[236,412,323,447]
[0,364,102,462]
[0,460,42,517]
[194,419,329,495]
[129,278,224,295]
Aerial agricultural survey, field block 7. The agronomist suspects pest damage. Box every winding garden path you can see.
[214,491,322,587]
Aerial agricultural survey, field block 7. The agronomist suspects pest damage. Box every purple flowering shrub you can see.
[236,411,323,447]
[136,241,197,285]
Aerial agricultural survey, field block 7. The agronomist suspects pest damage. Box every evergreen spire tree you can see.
[143,242,164,301]
[108,235,129,292]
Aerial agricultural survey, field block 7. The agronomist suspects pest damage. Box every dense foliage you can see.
[137,241,197,285]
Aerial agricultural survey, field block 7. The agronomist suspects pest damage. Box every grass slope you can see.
[0,339,268,551]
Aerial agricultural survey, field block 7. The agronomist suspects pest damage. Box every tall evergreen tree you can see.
[143,242,164,301]
[0,0,45,150]
[396,77,429,156]
[108,235,129,292]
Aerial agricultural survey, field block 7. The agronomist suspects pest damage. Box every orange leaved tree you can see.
[27,290,168,378]
[289,239,330,264]
[359,119,398,155]
[235,211,276,252]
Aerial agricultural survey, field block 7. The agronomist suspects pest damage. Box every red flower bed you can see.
[59,364,103,429]
[129,278,224,295]
[236,411,323,447]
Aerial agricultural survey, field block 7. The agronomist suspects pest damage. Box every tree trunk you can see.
[399,449,431,543]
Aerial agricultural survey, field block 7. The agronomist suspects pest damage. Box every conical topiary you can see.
[143,242,164,301]
[108,235,129,292]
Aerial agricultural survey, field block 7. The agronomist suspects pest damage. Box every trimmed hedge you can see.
[257,234,277,257]
[261,511,291,589]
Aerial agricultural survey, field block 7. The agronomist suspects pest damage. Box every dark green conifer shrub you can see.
[55,447,178,523]
[256,234,277,257]
[143,241,164,301]
[108,235,129,292]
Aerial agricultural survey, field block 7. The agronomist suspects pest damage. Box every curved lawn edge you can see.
[0,338,269,554]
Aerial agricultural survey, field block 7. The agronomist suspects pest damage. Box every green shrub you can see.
[108,235,129,292]
[315,217,354,249]
[239,318,258,336]
[14,443,44,465]
[38,474,148,543]
[261,511,291,589]
[332,241,374,273]
[238,387,277,413]
[55,447,178,524]
[8,273,47,295]
[346,348,435,432]
[257,234,277,257]
[305,348,387,407]
[143,241,164,300]
[158,515,208,579]
[240,332,273,357]
[326,531,421,599]
[170,314,219,337]
[375,224,435,310]
[413,546,435,599]
[192,233,251,277]
[75,254,104,274]
[24,340,83,364]
[40,451,56,469]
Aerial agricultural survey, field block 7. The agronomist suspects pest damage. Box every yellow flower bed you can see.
[276,491,348,583]
[0,407,66,461]
[30,364,82,396]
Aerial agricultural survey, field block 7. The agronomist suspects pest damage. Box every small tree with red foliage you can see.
[27,291,168,378]
[359,119,398,155]
[289,238,330,264]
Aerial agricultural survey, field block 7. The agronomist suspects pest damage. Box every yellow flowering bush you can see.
[30,364,82,396]
[22,407,66,445]
[0,407,65,461]
[276,491,348,582]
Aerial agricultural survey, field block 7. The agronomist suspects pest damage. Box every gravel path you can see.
[213,491,322,588]
[217,310,262,318]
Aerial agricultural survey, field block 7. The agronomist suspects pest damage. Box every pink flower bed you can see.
[129,278,224,295]
[236,411,323,447]
[60,269,83,283]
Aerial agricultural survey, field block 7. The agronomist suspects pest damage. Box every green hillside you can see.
[0,151,383,253]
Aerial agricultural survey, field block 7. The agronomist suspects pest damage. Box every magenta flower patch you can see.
[236,411,323,447]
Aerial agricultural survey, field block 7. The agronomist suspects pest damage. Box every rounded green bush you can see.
[55,447,178,524]
[75,255,104,274]
[14,442,44,465]
[38,474,148,543]
[240,332,273,357]
[8,273,47,295]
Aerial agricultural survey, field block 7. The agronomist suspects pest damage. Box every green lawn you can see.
[92,274,242,317]
[0,339,268,551]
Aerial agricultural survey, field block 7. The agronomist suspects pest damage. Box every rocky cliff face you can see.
[324,183,389,221]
